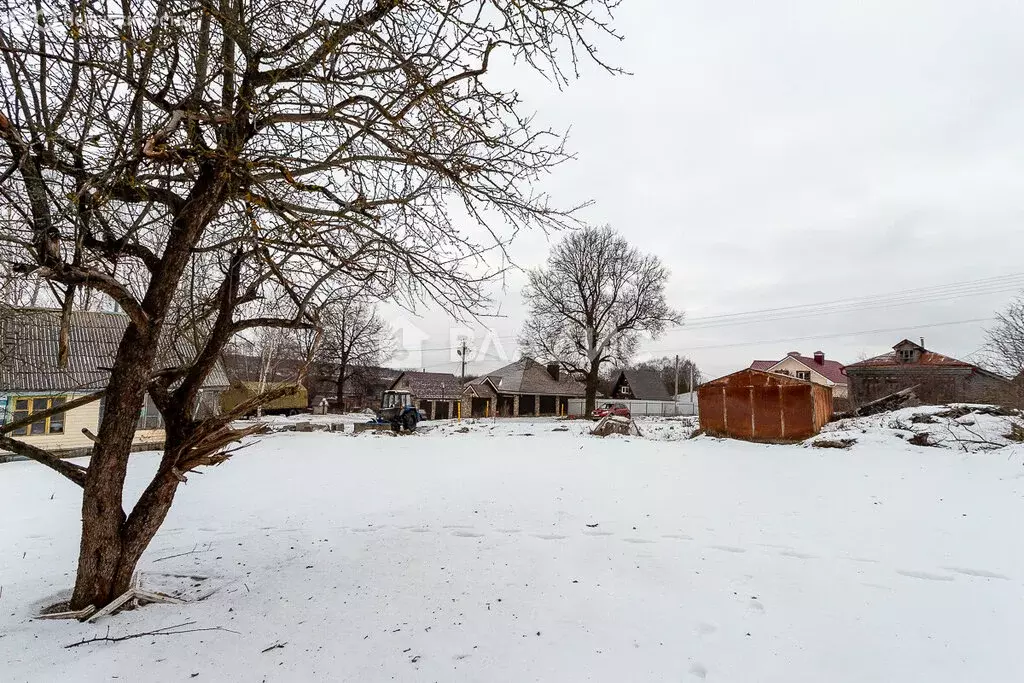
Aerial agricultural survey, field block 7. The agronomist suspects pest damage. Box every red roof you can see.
[748,355,847,385]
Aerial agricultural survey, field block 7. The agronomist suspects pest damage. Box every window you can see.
[775,369,790,376]
[796,371,811,381]
[898,349,915,362]
[10,396,66,436]
[137,392,164,430]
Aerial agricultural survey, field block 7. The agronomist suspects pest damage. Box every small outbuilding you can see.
[698,368,832,442]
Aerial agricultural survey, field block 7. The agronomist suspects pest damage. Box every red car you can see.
[592,402,631,419]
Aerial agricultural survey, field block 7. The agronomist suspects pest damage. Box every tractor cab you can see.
[381,390,414,411]
[379,390,419,431]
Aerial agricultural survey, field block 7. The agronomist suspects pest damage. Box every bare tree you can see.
[986,297,1024,378]
[317,300,393,410]
[519,226,681,412]
[0,0,621,610]
[628,355,703,395]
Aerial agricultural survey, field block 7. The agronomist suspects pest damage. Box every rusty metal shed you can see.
[698,368,833,442]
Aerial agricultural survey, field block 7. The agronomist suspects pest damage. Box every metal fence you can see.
[567,398,697,417]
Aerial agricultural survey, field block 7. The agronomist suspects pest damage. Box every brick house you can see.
[461,357,585,417]
[844,339,1011,407]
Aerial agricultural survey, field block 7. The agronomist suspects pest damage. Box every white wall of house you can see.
[768,357,848,398]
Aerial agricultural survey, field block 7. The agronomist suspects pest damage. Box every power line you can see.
[649,317,994,353]
[680,272,1024,326]
[402,317,995,370]
[392,272,1021,354]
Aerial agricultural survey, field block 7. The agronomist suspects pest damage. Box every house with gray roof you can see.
[609,369,672,401]
[0,308,228,457]
[461,357,585,417]
[389,371,460,419]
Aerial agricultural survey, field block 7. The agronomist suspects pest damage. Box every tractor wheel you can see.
[403,411,417,432]
[391,419,401,432]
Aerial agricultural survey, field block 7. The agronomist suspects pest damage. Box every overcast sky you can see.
[381,0,1024,380]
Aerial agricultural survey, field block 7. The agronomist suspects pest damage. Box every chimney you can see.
[787,351,800,357]
[813,351,825,365]
[546,363,560,381]
[920,337,925,348]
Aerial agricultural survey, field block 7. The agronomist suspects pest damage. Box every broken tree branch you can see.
[0,434,86,487]
[64,621,239,648]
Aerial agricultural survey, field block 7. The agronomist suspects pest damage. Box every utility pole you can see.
[674,354,680,397]
[458,339,468,383]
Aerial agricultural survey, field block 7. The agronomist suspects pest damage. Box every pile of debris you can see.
[591,415,642,438]
[809,403,1024,453]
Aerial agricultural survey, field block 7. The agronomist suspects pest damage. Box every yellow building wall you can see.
[6,394,166,453]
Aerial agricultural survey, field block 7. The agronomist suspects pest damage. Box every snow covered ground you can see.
[2,415,1024,682]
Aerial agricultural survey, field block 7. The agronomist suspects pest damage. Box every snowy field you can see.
[2,415,1024,682]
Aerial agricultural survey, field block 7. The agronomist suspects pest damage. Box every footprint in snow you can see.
[778,549,817,560]
[862,583,893,591]
[407,527,431,533]
[689,662,708,679]
[709,545,747,554]
[496,528,522,534]
[532,533,567,541]
[622,537,655,544]
[896,569,955,582]
[443,525,475,530]
[695,622,717,636]
[583,530,615,536]
[748,599,765,613]
[451,530,484,538]
[661,533,694,541]
[943,567,1010,580]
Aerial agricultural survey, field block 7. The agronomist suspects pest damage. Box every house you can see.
[844,339,1012,408]
[461,357,586,417]
[609,369,672,401]
[750,351,847,398]
[0,308,228,457]
[389,371,460,419]
[698,368,832,442]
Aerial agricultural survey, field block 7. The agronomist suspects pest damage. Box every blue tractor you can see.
[377,390,421,432]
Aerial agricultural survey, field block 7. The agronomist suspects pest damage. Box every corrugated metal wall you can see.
[698,369,833,442]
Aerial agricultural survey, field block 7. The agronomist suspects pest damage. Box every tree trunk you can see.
[336,364,347,412]
[336,348,350,412]
[584,363,601,414]
[70,168,227,610]
[71,323,158,609]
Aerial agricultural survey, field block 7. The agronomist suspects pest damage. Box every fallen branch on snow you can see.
[64,621,239,648]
